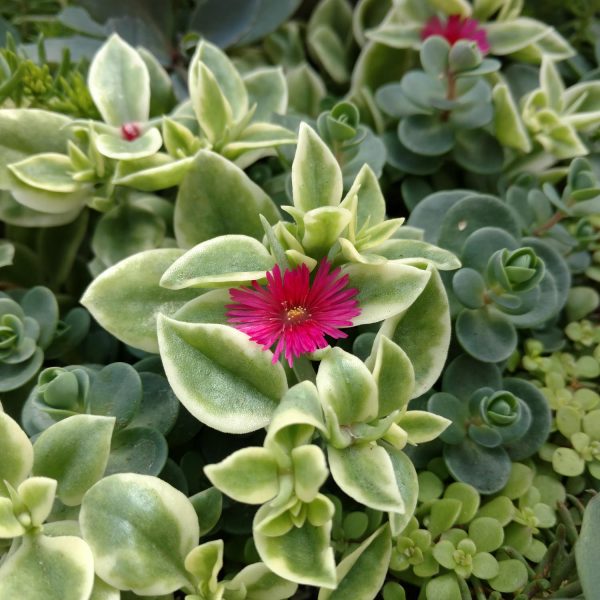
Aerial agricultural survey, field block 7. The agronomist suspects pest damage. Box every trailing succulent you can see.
[0,1,600,599]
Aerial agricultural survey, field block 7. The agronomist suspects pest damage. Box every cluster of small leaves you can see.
[0,35,99,117]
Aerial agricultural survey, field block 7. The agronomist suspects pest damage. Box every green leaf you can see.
[114,155,195,191]
[243,66,288,122]
[174,150,280,248]
[399,115,455,157]
[189,40,248,125]
[292,122,342,212]
[370,335,415,418]
[386,444,419,536]
[32,414,115,506]
[377,268,451,397]
[0,411,33,492]
[88,34,150,126]
[85,362,142,429]
[397,411,450,445]
[343,164,386,229]
[265,381,327,452]
[484,18,551,55]
[429,0,471,15]
[204,447,279,504]
[189,487,222,536]
[104,427,168,477]
[426,573,461,600]
[184,540,222,589]
[328,443,405,513]
[95,129,162,160]
[80,473,199,596]
[0,109,71,189]
[157,317,287,433]
[81,249,200,354]
[442,354,502,401]
[452,129,504,175]
[91,201,166,268]
[161,235,275,290]
[488,559,528,593]
[302,206,352,258]
[0,534,94,600]
[8,153,78,193]
[292,445,329,503]
[375,239,461,271]
[17,476,56,526]
[344,261,431,326]
[224,123,296,160]
[190,62,232,144]
[456,308,517,363]
[318,524,392,600]
[8,172,89,215]
[253,507,336,589]
[317,347,378,426]
[366,23,422,49]
[232,561,298,600]
[576,493,600,600]
[444,438,512,494]
[127,372,179,435]
[469,517,504,553]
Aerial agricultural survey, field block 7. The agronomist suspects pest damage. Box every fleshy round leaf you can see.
[80,473,199,596]
[456,308,517,363]
[488,559,528,593]
[0,534,94,600]
[104,427,168,477]
[444,438,512,494]
[157,317,287,433]
[32,415,115,506]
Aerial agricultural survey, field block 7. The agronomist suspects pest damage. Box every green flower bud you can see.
[317,101,364,148]
[481,391,520,426]
[486,247,545,293]
[37,366,89,412]
[448,40,482,72]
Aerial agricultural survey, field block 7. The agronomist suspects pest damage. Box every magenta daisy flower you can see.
[226,260,360,367]
[421,14,490,54]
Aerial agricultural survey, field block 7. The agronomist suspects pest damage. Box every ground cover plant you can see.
[0,0,599,598]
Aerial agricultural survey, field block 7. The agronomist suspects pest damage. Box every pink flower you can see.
[421,14,490,54]
[227,260,360,367]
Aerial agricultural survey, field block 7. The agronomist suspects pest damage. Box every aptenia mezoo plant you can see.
[0,1,600,599]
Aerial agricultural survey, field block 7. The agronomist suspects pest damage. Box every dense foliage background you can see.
[0,1,599,599]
